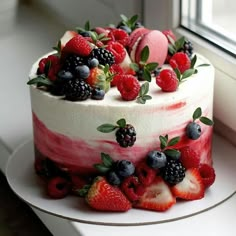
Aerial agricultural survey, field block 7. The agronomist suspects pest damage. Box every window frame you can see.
[143,0,236,133]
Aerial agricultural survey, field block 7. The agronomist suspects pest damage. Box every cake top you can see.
[27,14,209,104]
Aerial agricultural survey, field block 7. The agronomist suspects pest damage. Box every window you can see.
[144,0,236,134]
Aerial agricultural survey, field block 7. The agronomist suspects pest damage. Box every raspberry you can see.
[135,161,157,186]
[117,75,140,101]
[106,41,126,64]
[120,176,142,201]
[199,164,216,189]
[169,52,191,73]
[108,29,130,47]
[109,64,124,87]
[47,176,71,199]
[179,146,200,169]
[115,124,136,147]
[156,69,179,92]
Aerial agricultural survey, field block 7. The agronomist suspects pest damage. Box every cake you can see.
[28,15,215,212]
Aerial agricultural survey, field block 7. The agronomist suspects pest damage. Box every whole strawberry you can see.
[156,69,179,92]
[179,146,200,169]
[85,177,131,212]
[169,52,191,73]
[117,75,140,101]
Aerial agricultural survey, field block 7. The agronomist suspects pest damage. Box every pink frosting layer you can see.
[33,112,213,175]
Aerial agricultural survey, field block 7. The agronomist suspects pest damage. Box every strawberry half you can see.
[86,177,131,212]
[171,168,204,200]
[62,35,92,57]
[134,176,176,212]
[179,146,200,169]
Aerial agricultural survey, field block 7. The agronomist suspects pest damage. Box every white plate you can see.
[6,137,236,226]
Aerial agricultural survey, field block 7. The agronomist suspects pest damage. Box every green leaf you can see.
[130,14,139,25]
[104,64,110,74]
[175,36,185,51]
[76,27,85,33]
[168,136,180,147]
[191,54,197,68]
[93,164,110,173]
[90,31,98,42]
[120,14,128,22]
[75,184,91,197]
[84,21,90,31]
[145,62,158,72]
[181,68,195,80]
[142,95,152,100]
[159,135,168,150]
[101,153,114,167]
[143,68,151,82]
[200,116,214,126]
[167,35,176,45]
[174,68,181,81]
[137,97,145,104]
[27,75,53,86]
[140,46,149,63]
[164,149,181,159]
[97,33,106,40]
[129,63,139,72]
[139,82,149,96]
[97,124,117,133]
[197,63,210,67]
[168,44,176,54]
[117,118,126,128]
[193,107,202,121]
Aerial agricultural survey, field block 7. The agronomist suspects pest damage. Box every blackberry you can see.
[90,48,115,66]
[115,124,136,148]
[180,39,194,58]
[64,78,91,101]
[63,54,85,74]
[161,159,185,185]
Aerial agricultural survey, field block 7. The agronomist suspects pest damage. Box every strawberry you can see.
[134,176,176,212]
[86,177,131,212]
[169,52,191,73]
[86,67,112,92]
[171,168,204,200]
[117,75,141,101]
[156,69,179,92]
[199,164,216,189]
[60,30,78,48]
[179,146,200,169]
[62,35,92,57]
[106,41,126,64]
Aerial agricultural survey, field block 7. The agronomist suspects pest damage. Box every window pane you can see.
[181,0,236,56]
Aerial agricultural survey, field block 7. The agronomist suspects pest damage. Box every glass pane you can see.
[181,0,236,56]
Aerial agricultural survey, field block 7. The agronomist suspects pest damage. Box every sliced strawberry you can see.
[106,41,126,64]
[179,146,200,169]
[60,30,78,48]
[171,168,204,200]
[134,176,176,212]
[199,164,216,189]
[86,177,131,212]
[62,35,92,57]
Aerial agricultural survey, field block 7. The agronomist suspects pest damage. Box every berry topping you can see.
[169,52,191,73]
[64,79,91,101]
[186,121,201,140]
[85,177,131,212]
[63,54,85,74]
[109,64,124,87]
[91,87,105,100]
[181,39,194,58]
[171,168,204,200]
[62,35,92,57]
[146,150,167,169]
[156,69,179,92]
[120,176,142,201]
[47,176,71,199]
[161,159,185,185]
[106,41,126,64]
[135,161,157,186]
[115,160,135,177]
[87,58,99,68]
[108,28,130,47]
[57,70,74,81]
[115,124,137,147]
[199,164,216,189]
[134,176,176,212]
[106,171,122,186]
[117,75,140,101]
[90,48,115,66]
[179,146,200,169]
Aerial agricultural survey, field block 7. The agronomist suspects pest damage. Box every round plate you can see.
[6,138,236,226]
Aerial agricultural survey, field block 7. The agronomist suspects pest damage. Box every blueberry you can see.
[57,70,74,81]
[75,65,90,79]
[79,31,91,37]
[118,25,132,34]
[186,122,201,140]
[91,87,105,100]
[106,171,121,185]
[115,160,135,177]
[88,58,99,68]
[134,22,143,29]
[146,151,167,169]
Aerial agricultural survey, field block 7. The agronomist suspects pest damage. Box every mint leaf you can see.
[142,95,152,100]
[139,82,149,96]
[130,15,139,25]
[129,63,139,72]
[168,44,176,54]
[120,14,128,22]
[27,75,53,86]
[140,46,149,63]
[193,107,202,121]
[175,36,185,51]
[84,21,90,31]
[200,116,214,126]
[197,63,210,68]
[97,124,117,133]
[101,153,114,168]
[143,68,151,82]
[117,118,126,128]
[181,68,195,80]
[164,149,180,158]
[159,135,168,150]
[168,136,180,147]
[190,54,197,68]
[137,97,145,104]
[145,62,158,72]
[93,164,110,173]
